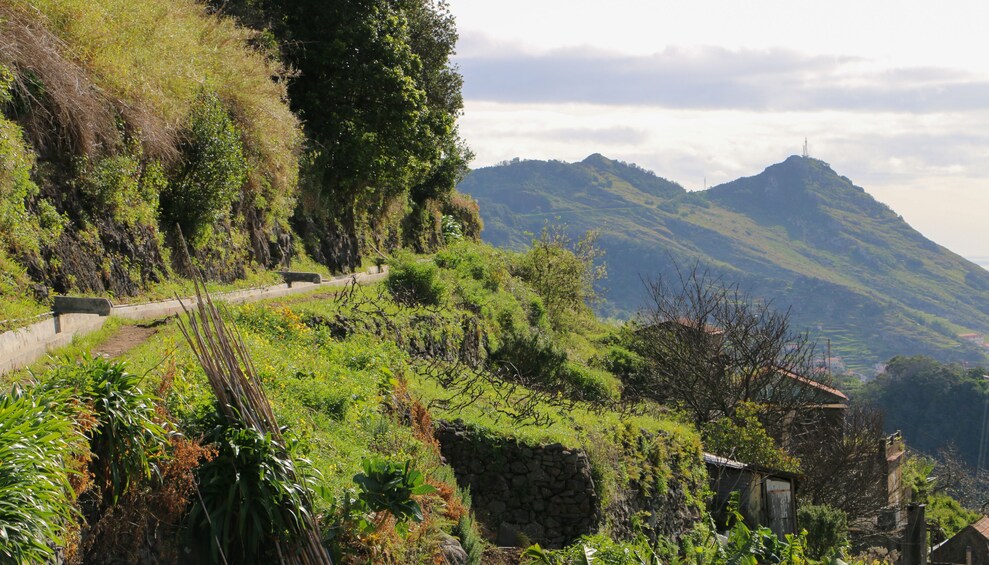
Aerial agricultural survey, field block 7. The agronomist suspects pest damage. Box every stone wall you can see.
[435,420,599,548]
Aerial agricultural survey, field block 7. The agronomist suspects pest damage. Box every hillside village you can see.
[1,1,989,565]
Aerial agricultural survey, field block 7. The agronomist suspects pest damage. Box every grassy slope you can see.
[0,0,303,327]
[460,155,989,373]
[6,241,706,558]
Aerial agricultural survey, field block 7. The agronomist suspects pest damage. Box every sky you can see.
[446,0,989,266]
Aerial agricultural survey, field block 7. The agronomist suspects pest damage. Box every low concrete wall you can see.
[0,267,389,375]
[0,313,105,375]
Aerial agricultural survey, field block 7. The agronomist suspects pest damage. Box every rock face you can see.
[435,420,599,548]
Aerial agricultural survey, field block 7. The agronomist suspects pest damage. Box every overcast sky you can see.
[446,0,989,266]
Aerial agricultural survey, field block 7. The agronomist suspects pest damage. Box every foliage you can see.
[0,0,300,296]
[796,504,847,560]
[902,453,979,540]
[441,214,464,243]
[0,64,65,265]
[42,356,167,507]
[76,141,163,229]
[452,511,485,565]
[190,424,321,563]
[9,0,300,198]
[516,226,606,331]
[177,275,331,564]
[352,457,438,535]
[0,386,79,563]
[524,502,820,565]
[387,252,447,306]
[164,92,248,236]
[212,0,471,268]
[861,356,989,468]
[701,402,801,473]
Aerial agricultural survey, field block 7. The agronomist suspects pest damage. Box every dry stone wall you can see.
[435,419,599,548]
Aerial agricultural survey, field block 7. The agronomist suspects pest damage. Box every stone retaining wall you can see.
[435,419,599,548]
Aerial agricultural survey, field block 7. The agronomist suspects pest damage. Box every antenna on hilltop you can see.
[802,138,809,158]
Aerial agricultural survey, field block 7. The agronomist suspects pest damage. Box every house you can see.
[704,452,801,539]
[930,516,989,565]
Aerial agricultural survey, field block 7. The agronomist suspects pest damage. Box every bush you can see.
[284,371,351,420]
[0,386,79,563]
[76,142,163,229]
[43,356,167,506]
[560,362,620,403]
[0,75,63,257]
[797,504,848,560]
[352,457,437,536]
[701,402,801,473]
[490,327,568,388]
[387,253,446,306]
[164,91,248,236]
[515,227,605,330]
[191,424,319,563]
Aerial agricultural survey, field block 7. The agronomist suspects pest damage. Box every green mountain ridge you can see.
[459,154,989,374]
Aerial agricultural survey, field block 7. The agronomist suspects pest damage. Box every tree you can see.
[516,226,606,331]
[792,405,891,528]
[625,265,824,430]
[210,0,473,270]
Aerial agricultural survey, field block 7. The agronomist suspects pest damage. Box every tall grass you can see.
[5,0,300,221]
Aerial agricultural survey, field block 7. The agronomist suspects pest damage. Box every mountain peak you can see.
[581,153,613,166]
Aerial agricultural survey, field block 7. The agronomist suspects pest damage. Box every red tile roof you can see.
[972,516,989,539]
[777,369,849,401]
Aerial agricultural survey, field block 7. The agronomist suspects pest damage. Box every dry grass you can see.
[0,5,117,157]
[1,0,300,215]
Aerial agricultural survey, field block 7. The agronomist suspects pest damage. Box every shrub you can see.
[490,327,568,388]
[164,91,248,236]
[387,253,446,306]
[0,83,63,257]
[797,504,848,560]
[284,372,351,420]
[191,425,319,563]
[76,142,163,229]
[515,226,606,330]
[701,402,801,473]
[43,356,167,506]
[352,457,437,535]
[442,192,482,240]
[560,362,620,403]
[0,386,79,563]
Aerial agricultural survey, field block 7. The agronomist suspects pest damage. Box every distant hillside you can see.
[459,154,989,373]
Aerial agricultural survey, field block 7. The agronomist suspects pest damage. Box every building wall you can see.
[930,528,989,565]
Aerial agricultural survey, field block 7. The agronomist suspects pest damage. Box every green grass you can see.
[13,0,301,207]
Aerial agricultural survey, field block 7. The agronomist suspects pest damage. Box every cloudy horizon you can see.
[447,1,989,266]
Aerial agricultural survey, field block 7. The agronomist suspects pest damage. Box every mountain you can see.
[458,154,989,374]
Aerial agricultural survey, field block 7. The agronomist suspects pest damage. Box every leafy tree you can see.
[861,356,989,468]
[701,402,800,473]
[796,504,847,560]
[516,226,606,331]
[210,0,472,270]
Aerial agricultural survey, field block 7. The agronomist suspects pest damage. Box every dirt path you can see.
[92,320,169,359]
